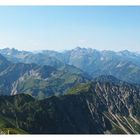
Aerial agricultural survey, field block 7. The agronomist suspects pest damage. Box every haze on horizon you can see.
[0,6,140,52]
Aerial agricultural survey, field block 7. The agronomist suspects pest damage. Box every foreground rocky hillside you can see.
[0,76,140,134]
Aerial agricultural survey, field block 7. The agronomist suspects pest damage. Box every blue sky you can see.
[0,6,140,51]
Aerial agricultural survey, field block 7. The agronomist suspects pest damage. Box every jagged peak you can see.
[93,75,127,85]
[93,75,135,87]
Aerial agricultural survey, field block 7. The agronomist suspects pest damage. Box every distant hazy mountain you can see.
[0,76,140,134]
[1,47,140,84]
[63,47,140,84]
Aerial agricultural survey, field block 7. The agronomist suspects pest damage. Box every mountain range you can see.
[0,47,140,134]
[1,47,140,84]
